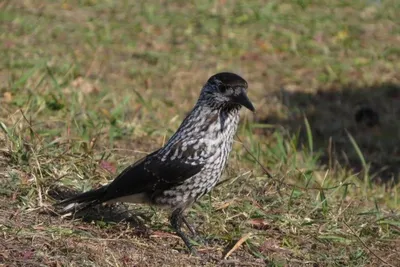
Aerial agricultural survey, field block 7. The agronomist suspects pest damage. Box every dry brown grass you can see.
[1,0,399,266]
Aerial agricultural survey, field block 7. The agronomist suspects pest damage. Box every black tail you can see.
[54,186,107,213]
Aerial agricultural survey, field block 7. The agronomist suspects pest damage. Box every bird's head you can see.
[200,72,255,112]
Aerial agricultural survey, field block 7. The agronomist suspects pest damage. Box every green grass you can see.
[1,0,399,266]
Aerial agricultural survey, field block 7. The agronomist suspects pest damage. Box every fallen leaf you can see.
[240,52,261,61]
[62,3,72,10]
[99,160,117,174]
[22,250,34,260]
[214,200,235,211]
[71,77,99,94]
[256,40,273,52]
[260,239,292,254]
[248,218,270,230]
[3,92,12,102]
[223,233,252,259]
[100,108,112,119]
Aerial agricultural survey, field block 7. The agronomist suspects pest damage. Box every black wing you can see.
[101,143,206,202]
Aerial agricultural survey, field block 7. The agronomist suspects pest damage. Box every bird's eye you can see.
[219,84,227,93]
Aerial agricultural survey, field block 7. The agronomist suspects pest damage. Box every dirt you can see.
[0,197,265,267]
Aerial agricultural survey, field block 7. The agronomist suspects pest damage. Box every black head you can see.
[201,72,255,112]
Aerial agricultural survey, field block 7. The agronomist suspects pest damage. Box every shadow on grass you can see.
[47,186,150,233]
[258,83,400,183]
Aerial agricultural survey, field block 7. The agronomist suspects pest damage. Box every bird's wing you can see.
[100,153,155,202]
[144,148,205,189]
[102,142,206,201]
[145,140,208,186]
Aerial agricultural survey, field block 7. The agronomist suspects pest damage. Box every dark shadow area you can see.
[47,187,227,249]
[257,83,400,183]
[47,186,151,236]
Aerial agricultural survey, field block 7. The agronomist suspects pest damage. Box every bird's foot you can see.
[171,208,203,256]
[181,216,208,245]
[188,246,199,257]
[191,235,209,246]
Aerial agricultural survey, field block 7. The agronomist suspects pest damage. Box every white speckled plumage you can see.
[56,72,254,253]
[153,104,240,207]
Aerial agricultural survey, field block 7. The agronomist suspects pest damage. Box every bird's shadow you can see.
[255,83,400,183]
[47,186,151,231]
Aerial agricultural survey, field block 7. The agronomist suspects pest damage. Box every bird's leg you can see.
[182,216,197,237]
[182,216,208,245]
[170,208,198,255]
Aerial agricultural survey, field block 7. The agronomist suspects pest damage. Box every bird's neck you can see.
[182,103,241,137]
[161,103,240,157]
[196,98,242,113]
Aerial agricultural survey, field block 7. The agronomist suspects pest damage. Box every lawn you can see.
[0,0,399,266]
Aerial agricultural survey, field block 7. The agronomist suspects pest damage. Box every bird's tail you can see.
[54,186,107,213]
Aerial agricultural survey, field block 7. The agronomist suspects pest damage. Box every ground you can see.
[0,0,399,266]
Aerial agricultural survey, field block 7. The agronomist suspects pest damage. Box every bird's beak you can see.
[232,88,255,112]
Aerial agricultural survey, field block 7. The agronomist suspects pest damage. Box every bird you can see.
[55,72,255,254]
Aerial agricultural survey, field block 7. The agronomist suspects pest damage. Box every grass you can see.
[1,0,399,266]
